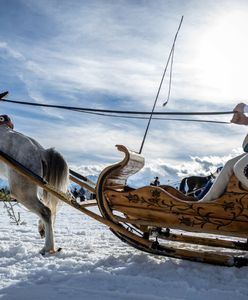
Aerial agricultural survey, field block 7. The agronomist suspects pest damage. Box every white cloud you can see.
[5,1,248,107]
[0,42,24,60]
[1,0,248,171]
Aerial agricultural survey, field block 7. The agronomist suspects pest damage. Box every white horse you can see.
[0,115,69,254]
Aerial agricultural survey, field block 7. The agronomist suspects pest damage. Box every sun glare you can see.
[192,10,248,102]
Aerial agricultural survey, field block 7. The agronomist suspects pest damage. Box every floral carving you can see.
[126,194,140,203]
[123,188,248,231]
[222,201,235,211]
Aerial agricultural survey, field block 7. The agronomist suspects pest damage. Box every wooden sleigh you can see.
[1,145,248,267]
[95,145,248,267]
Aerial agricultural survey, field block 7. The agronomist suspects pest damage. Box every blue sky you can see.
[1,0,248,182]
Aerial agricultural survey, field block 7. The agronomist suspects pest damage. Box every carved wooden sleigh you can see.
[96,145,248,267]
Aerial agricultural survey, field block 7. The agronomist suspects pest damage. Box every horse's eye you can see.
[0,116,5,122]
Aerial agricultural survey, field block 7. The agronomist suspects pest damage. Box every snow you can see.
[0,202,248,300]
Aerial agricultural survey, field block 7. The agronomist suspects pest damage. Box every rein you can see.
[0,98,233,116]
[0,97,233,126]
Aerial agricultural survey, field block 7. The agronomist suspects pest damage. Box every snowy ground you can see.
[0,202,248,300]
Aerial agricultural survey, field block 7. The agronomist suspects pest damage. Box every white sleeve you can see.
[244,105,248,113]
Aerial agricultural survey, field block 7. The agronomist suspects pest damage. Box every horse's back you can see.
[0,126,45,174]
[0,127,69,194]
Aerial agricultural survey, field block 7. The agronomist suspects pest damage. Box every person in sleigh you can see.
[200,103,248,201]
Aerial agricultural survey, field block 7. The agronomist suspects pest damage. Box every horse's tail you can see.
[179,177,187,193]
[43,148,69,213]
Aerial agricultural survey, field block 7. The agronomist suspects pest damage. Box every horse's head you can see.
[0,114,14,129]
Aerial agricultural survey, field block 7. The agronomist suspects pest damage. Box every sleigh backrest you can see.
[97,145,145,191]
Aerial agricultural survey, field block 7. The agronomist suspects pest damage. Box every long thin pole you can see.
[139,16,184,154]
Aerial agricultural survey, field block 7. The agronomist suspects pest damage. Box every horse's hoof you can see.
[40,249,46,256]
[40,248,62,256]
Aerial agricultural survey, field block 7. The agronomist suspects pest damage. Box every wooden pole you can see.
[0,151,152,249]
[69,174,95,193]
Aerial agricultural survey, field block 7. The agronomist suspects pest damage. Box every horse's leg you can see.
[13,193,56,253]
[21,197,55,254]
[38,187,46,238]
[29,197,56,255]
[28,197,56,254]
[9,171,57,253]
[38,193,59,239]
[38,219,45,238]
[39,204,56,255]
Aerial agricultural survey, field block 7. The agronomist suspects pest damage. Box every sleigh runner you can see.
[1,145,248,267]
